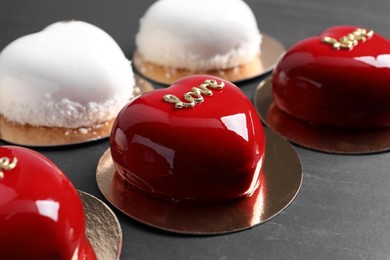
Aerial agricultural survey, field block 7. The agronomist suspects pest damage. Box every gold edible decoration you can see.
[0,157,18,179]
[164,79,225,109]
[322,28,374,50]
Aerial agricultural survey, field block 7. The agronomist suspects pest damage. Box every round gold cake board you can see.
[79,190,122,260]
[0,75,154,147]
[133,34,285,85]
[96,128,302,235]
[254,76,390,154]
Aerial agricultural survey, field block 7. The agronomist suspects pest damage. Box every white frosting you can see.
[136,0,262,71]
[0,21,135,128]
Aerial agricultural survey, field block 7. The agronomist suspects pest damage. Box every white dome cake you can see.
[134,0,262,84]
[0,20,135,145]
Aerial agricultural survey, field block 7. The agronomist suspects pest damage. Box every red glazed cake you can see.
[272,25,390,128]
[0,146,96,260]
[110,75,265,201]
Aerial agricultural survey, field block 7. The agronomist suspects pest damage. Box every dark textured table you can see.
[1,0,390,259]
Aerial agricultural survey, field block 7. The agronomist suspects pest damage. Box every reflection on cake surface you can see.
[0,146,96,259]
[0,20,135,144]
[110,75,265,201]
[272,26,390,128]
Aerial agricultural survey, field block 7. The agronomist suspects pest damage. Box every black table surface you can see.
[1,0,390,259]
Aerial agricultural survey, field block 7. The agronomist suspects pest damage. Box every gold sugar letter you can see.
[164,94,194,108]
[0,157,18,179]
[184,88,204,104]
[203,79,225,90]
[163,79,225,109]
[322,28,374,50]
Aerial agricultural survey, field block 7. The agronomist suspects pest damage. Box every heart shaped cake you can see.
[272,26,390,128]
[0,146,96,259]
[136,0,261,71]
[0,20,134,144]
[133,0,263,84]
[110,75,265,201]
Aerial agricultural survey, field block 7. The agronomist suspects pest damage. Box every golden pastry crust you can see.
[0,115,114,146]
[133,50,263,85]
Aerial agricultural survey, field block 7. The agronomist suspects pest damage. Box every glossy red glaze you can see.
[273,25,390,128]
[110,75,265,201]
[0,146,96,260]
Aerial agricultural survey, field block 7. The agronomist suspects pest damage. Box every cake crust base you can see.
[133,34,284,85]
[0,115,115,146]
